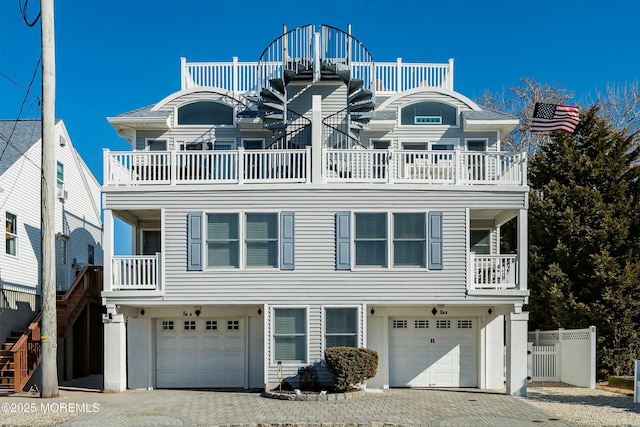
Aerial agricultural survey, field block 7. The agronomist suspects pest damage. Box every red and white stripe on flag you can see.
[530,103,579,133]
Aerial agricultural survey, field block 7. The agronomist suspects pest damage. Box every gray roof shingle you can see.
[0,119,42,176]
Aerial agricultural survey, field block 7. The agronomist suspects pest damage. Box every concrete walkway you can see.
[0,385,569,427]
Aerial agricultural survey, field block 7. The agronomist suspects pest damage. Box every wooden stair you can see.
[0,266,102,394]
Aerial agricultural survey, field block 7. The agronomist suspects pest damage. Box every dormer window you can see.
[401,101,457,126]
[177,101,234,125]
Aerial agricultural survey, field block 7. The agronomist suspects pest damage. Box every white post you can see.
[396,58,402,92]
[387,147,394,184]
[635,360,640,403]
[313,32,320,82]
[103,148,110,186]
[506,311,529,396]
[237,147,244,184]
[590,326,597,388]
[311,95,322,184]
[180,57,187,90]
[170,150,177,185]
[232,56,239,95]
[448,58,454,90]
[103,307,127,392]
[103,209,113,291]
[517,208,528,291]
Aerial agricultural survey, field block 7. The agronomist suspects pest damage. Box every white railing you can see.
[322,149,527,186]
[104,148,310,186]
[469,254,518,290]
[181,57,453,93]
[112,254,161,290]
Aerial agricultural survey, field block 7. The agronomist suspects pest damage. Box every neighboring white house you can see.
[0,119,103,344]
[102,24,529,395]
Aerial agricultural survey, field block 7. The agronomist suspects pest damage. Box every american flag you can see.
[530,103,580,133]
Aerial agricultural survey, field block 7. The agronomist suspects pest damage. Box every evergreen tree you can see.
[527,106,640,377]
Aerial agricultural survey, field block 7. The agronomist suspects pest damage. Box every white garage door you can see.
[156,318,245,388]
[389,318,477,387]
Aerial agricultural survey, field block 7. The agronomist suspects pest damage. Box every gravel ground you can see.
[525,383,640,426]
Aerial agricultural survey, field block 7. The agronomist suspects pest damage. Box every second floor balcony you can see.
[103,148,527,188]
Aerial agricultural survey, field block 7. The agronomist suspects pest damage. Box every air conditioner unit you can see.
[57,188,68,200]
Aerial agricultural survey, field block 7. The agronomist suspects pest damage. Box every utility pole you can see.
[40,0,58,398]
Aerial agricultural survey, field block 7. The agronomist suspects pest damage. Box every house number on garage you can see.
[430,338,435,343]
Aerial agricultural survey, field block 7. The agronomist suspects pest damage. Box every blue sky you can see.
[1,0,639,252]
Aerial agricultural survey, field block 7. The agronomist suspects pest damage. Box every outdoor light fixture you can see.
[258,308,262,315]
[370,308,375,315]
[140,308,145,316]
[194,306,202,317]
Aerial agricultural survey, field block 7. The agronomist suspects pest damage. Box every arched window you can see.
[401,101,457,126]
[177,101,234,125]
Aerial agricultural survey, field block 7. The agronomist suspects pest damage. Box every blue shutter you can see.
[187,213,203,271]
[428,211,443,270]
[336,212,351,270]
[280,212,295,270]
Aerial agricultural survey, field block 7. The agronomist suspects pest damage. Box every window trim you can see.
[5,212,18,257]
[465,138,489,152]
[353,212,388,269]
[204,211,288,270]
[241,138,266,150]
[350,210,438,270]
[271,306,309,366]
[56,161,64,190]
[174,100,237,128]
[392,212,427,268]
[144,138,168,152]
[398,101,459,128]
[322,306,360,351]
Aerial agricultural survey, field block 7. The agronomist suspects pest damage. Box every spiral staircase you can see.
[256,24,375,149]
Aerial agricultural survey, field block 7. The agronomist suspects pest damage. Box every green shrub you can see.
[324,347,378,392]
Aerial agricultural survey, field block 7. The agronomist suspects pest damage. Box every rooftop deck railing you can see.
[181,57,453,94]
[104,148,526,187]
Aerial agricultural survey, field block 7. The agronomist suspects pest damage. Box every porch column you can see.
[517,207,528,291]
[506,310,529,396]
[103,209,113,291]
[311,95,322,184]
[103,306,127,392]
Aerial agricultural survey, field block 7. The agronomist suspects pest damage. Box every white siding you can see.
[104,187,525,305]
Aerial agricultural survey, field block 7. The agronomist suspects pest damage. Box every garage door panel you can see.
[389,318,477,388]
[156,318,245,388]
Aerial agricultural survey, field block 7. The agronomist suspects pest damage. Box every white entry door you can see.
[156,318,245,388]
[389,318,477,387]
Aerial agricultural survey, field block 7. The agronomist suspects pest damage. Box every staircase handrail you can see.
[57,266,103,336]
[10,312,42,393]
[265,108,312,149]
[322,107,367,149]
[320,25,374,91]
[257,24,314,92]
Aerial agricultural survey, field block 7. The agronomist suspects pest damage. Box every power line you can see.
[0,70,41,102]
[0,56,41,163]
[19,0,40,27]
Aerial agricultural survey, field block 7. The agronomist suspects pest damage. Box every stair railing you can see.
[322,108,367,149]
[266,109,311,149]
[257,24,314,93]
[320,25,374,91]
[57,266,103,337]
[10,312,41,393]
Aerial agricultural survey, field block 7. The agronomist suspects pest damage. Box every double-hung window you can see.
[273,308,306,363]
[246,213,278,268]
[394,213,426,267]
[336,211,442,270]
[325,308,358,348]
[355,213,387,267]
[5,212,17,256]
[198,211,294,270]
[207,214,239,268]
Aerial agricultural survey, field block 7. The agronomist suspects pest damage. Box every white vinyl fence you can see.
[527,326,596,388]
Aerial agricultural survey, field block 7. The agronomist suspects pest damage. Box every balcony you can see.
[109,254,162,291]
[181,57,453,95]
[469,254,522,292]
[103,148,527,188]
